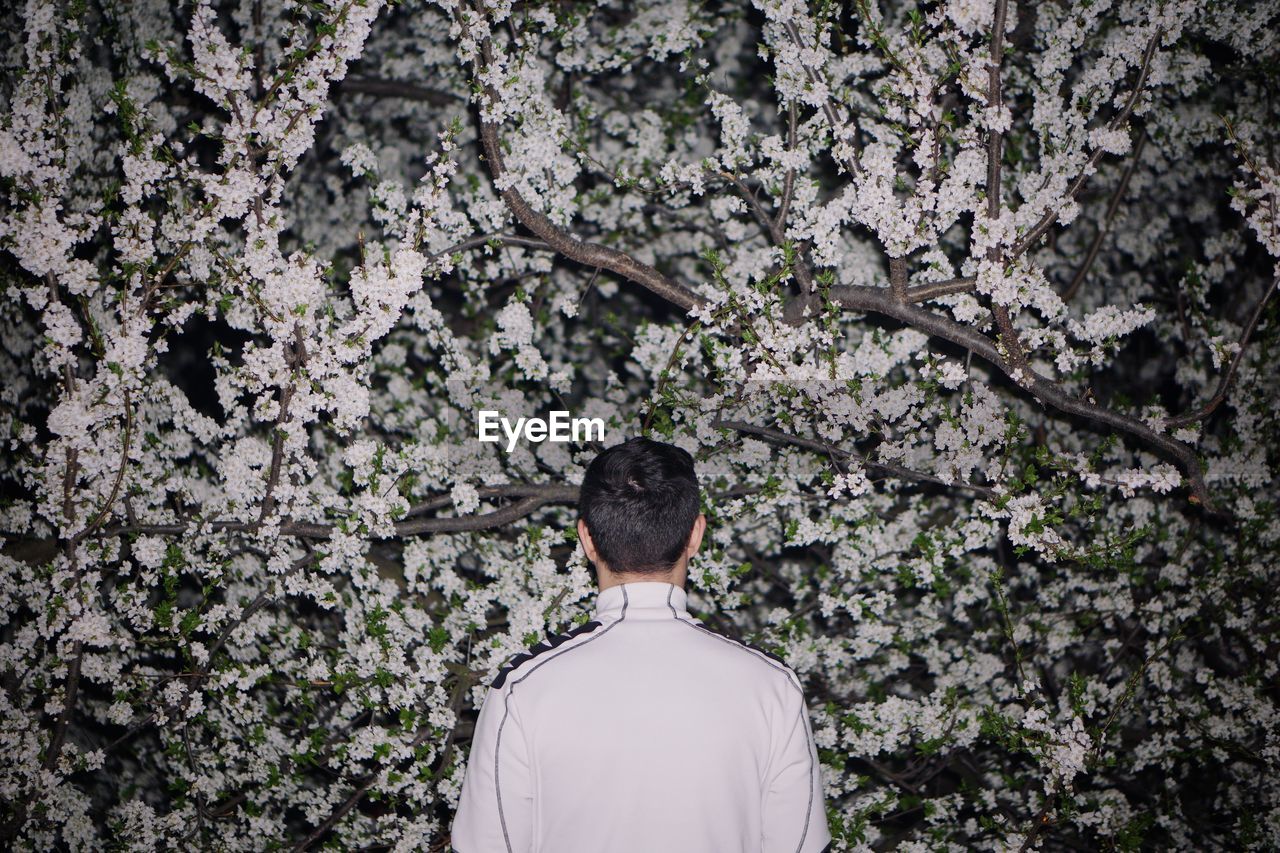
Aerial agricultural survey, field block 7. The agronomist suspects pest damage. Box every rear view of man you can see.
[451,436,831,852]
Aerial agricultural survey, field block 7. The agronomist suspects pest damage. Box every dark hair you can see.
[578,436,701,575]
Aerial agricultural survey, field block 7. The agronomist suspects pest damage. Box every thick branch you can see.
[13,481,801,545]
[783,286,1211,507]
[907,276,977,302]
[985,0,1029,374]
[81,484,581,540]
[335,77,459,106]
[403,483,578,517]
[394,494,558,535]
[890,256,909,302]
[986,0,1010,228]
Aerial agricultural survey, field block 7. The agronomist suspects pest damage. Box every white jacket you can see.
[451,580,831,853]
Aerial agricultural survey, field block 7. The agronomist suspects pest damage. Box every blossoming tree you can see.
[1,0,1277,848]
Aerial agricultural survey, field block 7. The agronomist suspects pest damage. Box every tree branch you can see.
[777,102,799,226]
[469,23,706,314]
[711,419,997,500]
[257,322,307,529]
[720,169,816,295]
[335,77,460,106]
[430,233,550,262]
[986,0,1010,230]
[906,276,977,302]
[393,493,560,535]
[402,483,578,518]
[1167,276,1279,427]
[1060,130,1147,303]
[73,483,581,540]
[72,388,133,544]
[781,19,862,174]
[890,256,909,302]
[985,0,1029,376]
[782,285,1212,507]
[1011,31,1162,260]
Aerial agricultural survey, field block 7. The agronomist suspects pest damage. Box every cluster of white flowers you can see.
[1021,705,1094,796]
[340,141,379,178]
[0,0,1276,848]
[489,298,548,380]
[1068,303,1157,345]
[1081,462,1182,497]
[1002,494,1065,557]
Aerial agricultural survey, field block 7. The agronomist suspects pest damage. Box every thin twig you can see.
[711,419,997,499]
[73,389,134,543]
[1167,276,1279,426]
[1060,131,1147,302]
[468,15,705,315]
[1011,31,1162,259]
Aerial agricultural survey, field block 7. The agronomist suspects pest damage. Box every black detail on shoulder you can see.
[675,615,803,694]
[742,636,789,668]
[491,619,604,689]
[696,620,790,667]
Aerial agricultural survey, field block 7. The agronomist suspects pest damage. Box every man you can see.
[450,437,831,852]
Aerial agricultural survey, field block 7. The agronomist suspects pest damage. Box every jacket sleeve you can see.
[761,675,831,853]
[450,683,535,853]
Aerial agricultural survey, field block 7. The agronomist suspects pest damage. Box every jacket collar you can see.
[592,581,688,622]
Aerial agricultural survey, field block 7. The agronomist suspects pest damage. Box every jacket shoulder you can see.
[678,617,802,690]
[490,618,605,690]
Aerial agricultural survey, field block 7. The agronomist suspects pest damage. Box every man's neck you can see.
[596,563,687,592]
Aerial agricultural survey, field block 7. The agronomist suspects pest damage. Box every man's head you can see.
[577,436,705,585]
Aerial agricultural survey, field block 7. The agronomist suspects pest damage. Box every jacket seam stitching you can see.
[494,586,630,852]
[672,614,814,853]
